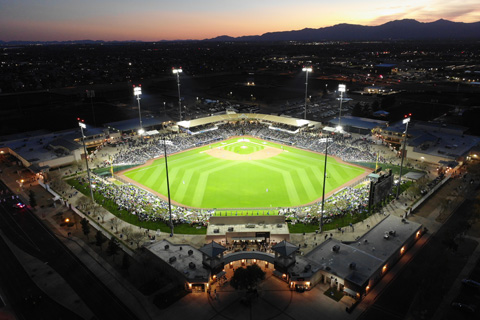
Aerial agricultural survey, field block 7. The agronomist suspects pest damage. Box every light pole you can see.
[172,67,183,121]
[396,114,411,199]
[163,135,174,236]
[337,84,346,131]
[78,119,95,208]
[133,85,143,131]
[320,132,332,233]
[302,66,312,120]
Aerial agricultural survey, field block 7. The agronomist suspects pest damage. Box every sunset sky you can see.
[0,0,479,41]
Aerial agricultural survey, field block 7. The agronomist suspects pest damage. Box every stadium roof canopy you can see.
[389,121,480,160]
[104,116,171,132]
[177,113,320,129]
[329,116,388,130]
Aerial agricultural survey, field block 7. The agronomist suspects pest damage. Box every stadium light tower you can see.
[133,85,143,134]
[163,135,174,236]
[396,114,411,199]
[302,66,312,120]
[172,67,183,121]
[78,118,95,207]
[337,84,346,132]
[320,131,333,233]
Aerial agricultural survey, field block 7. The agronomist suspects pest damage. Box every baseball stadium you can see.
[45,112,429,303]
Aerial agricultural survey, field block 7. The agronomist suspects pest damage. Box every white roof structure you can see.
[177,113,319,129]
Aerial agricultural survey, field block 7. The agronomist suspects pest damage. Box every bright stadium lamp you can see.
[302,66,313,120]
[77,118,95,208]
[138,128,145,136]
[172,67,183,121]
[396,113,412,199]
[133,84,143,132]
[338,84,346,130]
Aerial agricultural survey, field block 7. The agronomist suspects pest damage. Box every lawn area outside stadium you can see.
[120,137,369,210]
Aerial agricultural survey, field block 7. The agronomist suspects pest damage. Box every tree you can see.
[106,237,120,261]
[28,190,37,209]
[121,226,133,240]
[230,264,265,291]
[80,218,90,240]
[95,230,106,251]
[130,232,144,249]
[77,197,89,210]
[97,208,106,223]
[109,217,120,233]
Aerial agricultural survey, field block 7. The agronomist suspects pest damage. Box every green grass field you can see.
[123,137,367,209]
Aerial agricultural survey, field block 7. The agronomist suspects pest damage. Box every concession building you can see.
[147,215,423,299]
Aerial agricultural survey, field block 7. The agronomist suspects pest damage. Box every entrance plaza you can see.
[159,261,358,320]
[145,214,423,318]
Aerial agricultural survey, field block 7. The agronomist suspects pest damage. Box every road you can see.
[0,180,138,320]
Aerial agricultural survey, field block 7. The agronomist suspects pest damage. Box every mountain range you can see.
[206,19,480,42]
[1,19,479,45]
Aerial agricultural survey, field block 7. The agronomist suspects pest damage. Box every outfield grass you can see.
[123,137,367,209]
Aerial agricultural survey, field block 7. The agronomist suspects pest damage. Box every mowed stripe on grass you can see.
[123,137,367,209]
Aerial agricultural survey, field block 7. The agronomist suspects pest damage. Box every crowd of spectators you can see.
[77,174,213,226]
[110,121,381,166]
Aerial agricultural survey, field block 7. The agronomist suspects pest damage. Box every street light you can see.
[302,66,312,120]
[133,85,143,132]
[337,84,346,132]
[396,114,411,199]
[78,118,95,208]
[172,67,183,121]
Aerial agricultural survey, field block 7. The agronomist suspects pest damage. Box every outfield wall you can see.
[209,215,285,225]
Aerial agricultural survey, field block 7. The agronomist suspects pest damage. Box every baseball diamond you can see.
[120,137,369,209]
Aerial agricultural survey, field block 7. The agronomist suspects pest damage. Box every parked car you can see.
[13,202,26,209]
